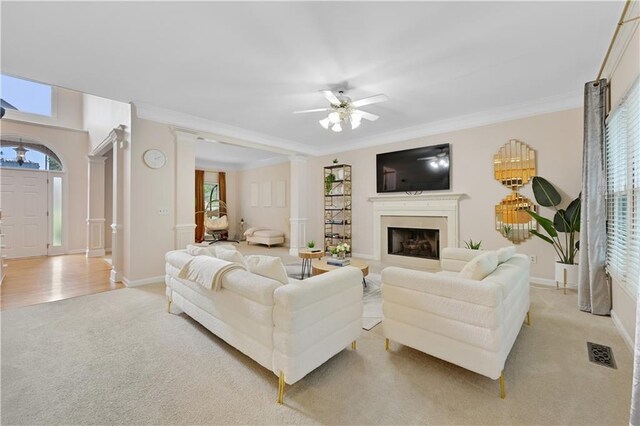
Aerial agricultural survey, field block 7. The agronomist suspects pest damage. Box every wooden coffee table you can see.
[311,258,369,287]
[298,250,324,279]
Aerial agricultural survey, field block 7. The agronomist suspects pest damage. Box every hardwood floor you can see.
[1,255,124,310]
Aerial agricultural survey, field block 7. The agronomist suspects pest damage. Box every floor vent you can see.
[587,342,617,369]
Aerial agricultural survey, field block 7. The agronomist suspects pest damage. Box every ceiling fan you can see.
[294,90,388,132]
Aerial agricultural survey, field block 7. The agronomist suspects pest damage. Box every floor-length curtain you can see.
[195,170,205,242]
[219,172,226,207]
[578,79,610,315]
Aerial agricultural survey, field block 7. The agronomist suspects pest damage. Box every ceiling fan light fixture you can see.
[331,122,342,132]
[319,118,330,129]
[328,112,340,124]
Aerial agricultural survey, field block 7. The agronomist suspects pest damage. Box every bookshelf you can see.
[323,164,352,256]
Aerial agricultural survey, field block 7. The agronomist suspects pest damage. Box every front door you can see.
[1,169,48,258]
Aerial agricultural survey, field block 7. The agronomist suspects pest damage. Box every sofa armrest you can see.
[382,266,501,307]
[272,267,363,384]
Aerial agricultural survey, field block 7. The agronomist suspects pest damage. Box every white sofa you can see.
[165,249,363,403]
[381,247,530,398]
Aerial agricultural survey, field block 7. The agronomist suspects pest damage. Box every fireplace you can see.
[387,227,440,260]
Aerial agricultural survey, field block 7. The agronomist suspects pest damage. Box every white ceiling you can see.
[1,1,622,156]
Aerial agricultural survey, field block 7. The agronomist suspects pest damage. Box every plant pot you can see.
[555,262,579,294]
[338,252,346,260]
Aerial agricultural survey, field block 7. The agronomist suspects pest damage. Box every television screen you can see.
[376,143,450,192]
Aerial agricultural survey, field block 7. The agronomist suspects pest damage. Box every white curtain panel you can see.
[632,282,640,425]
[578,79,610,315]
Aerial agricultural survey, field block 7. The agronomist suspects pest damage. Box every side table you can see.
[298,250,324,279]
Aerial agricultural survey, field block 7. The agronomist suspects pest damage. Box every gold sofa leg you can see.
[385,338,390,351]
[277,371,285,404]
[351,340,357,350]
[499,371,506,399]
[526,311,531,326]
[167,298,172,313]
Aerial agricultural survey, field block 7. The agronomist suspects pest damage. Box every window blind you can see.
[605,76,640,294]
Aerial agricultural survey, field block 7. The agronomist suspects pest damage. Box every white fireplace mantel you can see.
[368,193,466,261]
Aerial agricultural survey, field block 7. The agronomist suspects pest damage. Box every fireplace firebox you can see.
[387,227,440,260]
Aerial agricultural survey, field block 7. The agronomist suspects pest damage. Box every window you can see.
[204,183,219,211]
[0,74,53,117]
[606,77,640,295]
[0,141,62,171]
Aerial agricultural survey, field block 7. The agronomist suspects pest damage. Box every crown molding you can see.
[135,103,320,156]
[315,90,583,156]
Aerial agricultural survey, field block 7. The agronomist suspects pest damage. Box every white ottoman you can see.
[246,229,285,247]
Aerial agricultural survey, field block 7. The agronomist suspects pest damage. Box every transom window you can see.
[0,139,62,171]
[0,74,53,117]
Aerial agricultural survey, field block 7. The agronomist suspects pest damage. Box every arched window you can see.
[0,138,62,171]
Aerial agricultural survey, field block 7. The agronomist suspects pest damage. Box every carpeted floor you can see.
[1,281,632,425]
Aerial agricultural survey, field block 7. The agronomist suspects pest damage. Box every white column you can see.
[110,125,127,284]
[172,129,197,248]
[86,155,107,257]
[289,155,308,256]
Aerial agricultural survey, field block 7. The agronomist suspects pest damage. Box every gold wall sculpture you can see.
[493,139,536,190]
[494,140,537,244]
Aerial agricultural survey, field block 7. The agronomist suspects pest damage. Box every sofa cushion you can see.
[496,246,516,263]
[215,247,247,266]
[245,255,289,285]
[458,251,499,281]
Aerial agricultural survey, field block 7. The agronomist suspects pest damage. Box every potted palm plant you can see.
[526,177,581,293]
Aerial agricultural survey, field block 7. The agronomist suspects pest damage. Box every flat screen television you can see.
[376,143,451,193]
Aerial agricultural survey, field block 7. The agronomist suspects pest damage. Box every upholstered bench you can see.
[244,228,285,248]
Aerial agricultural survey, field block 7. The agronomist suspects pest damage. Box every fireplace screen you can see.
[387,227,440,260]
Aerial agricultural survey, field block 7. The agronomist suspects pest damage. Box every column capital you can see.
[87,155,107,164]
[289,154,308,164]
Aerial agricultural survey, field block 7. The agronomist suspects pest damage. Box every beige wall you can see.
[306,108,584,281]
[82,94,131,151]
[1,120,89,252]
[124,111,178,281]
[237,161,290,243]
[3,86,83,130]
[609,22,639,349]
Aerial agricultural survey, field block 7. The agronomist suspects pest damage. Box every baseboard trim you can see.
[530,276,555,287]
[611,309,634,353]
[66,249,86,255]
[86,249,106,257]
[122,275,165,287]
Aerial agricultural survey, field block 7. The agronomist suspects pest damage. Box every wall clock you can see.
[143,149,166,169]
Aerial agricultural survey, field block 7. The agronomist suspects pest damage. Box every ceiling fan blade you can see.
[293,107,331,114]
[354,109,379,121]
[351,94,389,108]
[320,90,342,106]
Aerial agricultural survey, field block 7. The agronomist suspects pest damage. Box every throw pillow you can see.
[244,255,289,285]
[496,246,517,263]
[215,247,247,267]
[186,244,216,257]
[458,251,499,281]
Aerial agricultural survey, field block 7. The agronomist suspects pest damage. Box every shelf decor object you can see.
[493,139,538,244]
[324,164,352,256]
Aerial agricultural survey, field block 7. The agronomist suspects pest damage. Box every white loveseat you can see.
[165,249,363,403]
[381,247,530,398]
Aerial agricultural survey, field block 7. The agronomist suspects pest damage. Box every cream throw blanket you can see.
[178,256,247,291]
